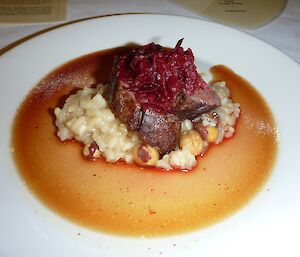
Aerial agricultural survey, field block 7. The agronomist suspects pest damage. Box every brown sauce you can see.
[12,47,278,237]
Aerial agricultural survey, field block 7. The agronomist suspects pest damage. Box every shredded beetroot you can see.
[116,39,208,114]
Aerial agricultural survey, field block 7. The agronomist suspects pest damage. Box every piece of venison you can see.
[173,86,221,120]
[107,79,180,155]
[138,109,180,155]
[108,79,143,131]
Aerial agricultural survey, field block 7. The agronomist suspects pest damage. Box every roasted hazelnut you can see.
[132,144,159,166]
[83,142,100,160]
[180,130,203,156]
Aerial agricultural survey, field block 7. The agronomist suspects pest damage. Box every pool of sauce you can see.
[12,47,278,237]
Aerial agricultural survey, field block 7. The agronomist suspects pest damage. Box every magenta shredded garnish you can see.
[116,39,208,113]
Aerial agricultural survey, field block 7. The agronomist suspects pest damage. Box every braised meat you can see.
[107,39,220,155]
[173,86,221,120]
[108,79,180,154]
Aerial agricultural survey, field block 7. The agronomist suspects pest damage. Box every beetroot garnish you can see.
[114,39,208,114]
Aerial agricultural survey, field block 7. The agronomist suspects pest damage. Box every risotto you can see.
[54,81,240,170]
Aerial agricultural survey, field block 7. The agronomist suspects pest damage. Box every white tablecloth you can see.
[0,0,299,63]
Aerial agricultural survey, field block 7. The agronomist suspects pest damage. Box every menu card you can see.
[171,0,287,29]
[0,0,67,23]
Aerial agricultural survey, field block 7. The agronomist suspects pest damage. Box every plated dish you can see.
[12,40,277,237]
[1,14,300,257]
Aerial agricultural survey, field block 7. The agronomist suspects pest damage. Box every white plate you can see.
[0,14,299,257]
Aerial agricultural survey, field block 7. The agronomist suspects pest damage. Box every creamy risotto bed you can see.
[54,81,240,170]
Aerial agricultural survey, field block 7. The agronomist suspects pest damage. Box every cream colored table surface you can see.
[0,0,299,63]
